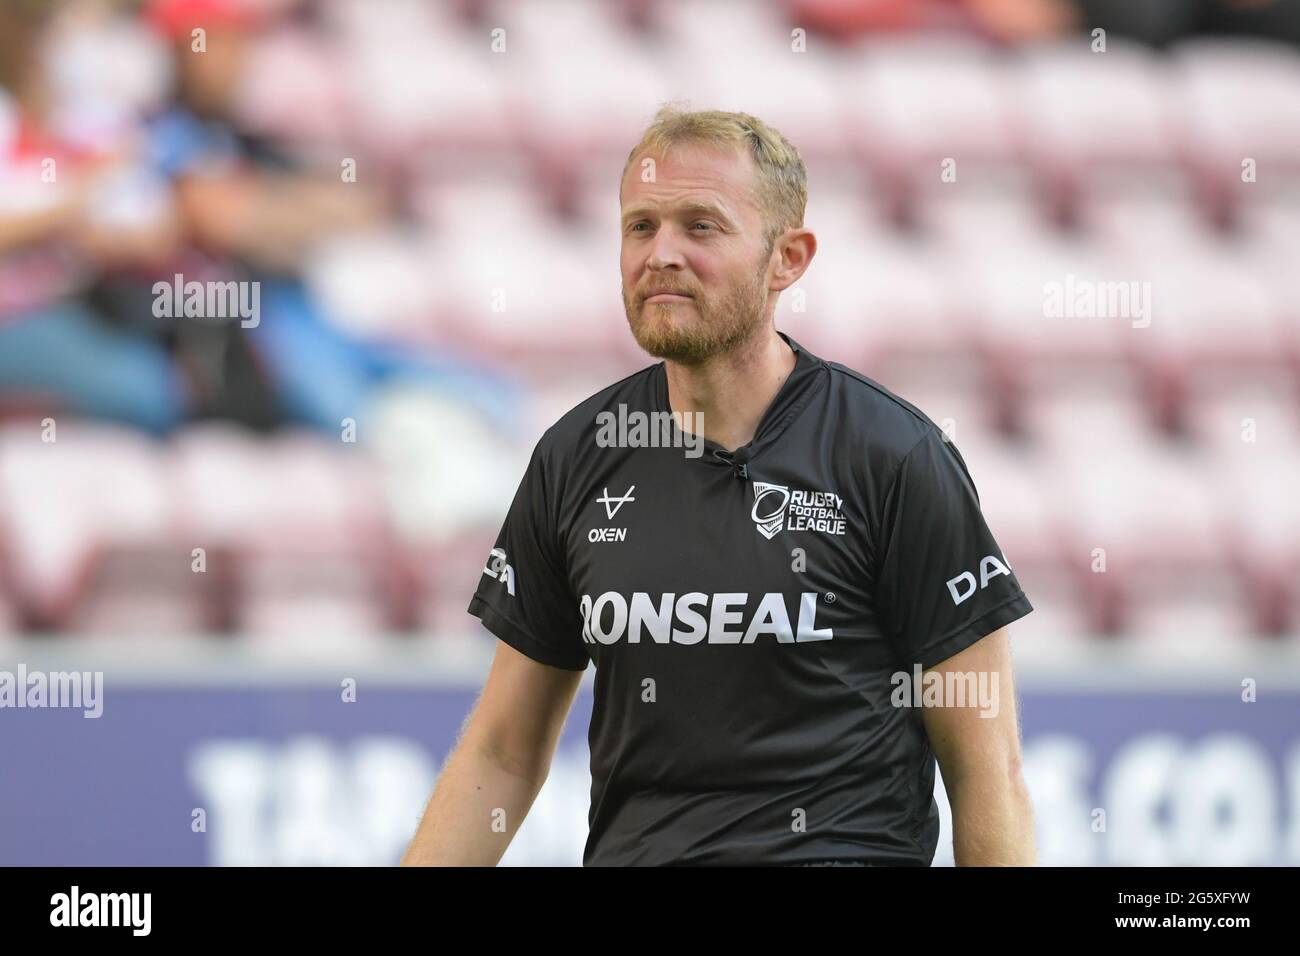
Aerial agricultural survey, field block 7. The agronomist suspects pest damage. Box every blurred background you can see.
[1,0,1299,866]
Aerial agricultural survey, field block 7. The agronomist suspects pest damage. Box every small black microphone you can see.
[731,446,751,481]
[712,447,752,480]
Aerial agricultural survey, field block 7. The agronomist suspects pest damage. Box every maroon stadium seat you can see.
[0,423,209,633]
[171,426,398,637]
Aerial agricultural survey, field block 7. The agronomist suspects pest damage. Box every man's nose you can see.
[646,223,686,271]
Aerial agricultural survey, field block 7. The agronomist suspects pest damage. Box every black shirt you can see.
[467,331,1033,865]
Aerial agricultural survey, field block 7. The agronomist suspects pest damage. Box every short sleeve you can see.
[874,430,1032,670]
[466,438,589,671]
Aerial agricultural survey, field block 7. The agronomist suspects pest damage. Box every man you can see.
[401,106,1036,867]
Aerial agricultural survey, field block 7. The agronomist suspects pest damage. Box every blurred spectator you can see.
[1,0,519,439]
[0,1,189,434]
[140,0,521,434]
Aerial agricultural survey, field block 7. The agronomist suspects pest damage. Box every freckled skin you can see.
[619,144,775,366]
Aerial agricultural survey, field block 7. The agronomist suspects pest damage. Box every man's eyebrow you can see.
[621,201,735,224]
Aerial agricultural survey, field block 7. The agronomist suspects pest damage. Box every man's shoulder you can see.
[819,356,947,462]
[533,361,663,460]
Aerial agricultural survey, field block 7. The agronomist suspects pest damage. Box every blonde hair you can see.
[621,105,808,255]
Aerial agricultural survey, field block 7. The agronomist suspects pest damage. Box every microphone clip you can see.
[712,448,751,481]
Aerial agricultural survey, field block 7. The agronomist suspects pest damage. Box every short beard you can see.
[624,256,771,367]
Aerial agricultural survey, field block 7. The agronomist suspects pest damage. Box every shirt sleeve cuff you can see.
[915,592,1034,670]
[467,595,589,672]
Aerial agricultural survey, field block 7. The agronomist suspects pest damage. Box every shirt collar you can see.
[653,330,827,460]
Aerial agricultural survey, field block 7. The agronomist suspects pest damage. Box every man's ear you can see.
[770,228,817,292]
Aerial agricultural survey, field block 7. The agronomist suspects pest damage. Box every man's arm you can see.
[920,626,1036,866]
[399,641,584,866]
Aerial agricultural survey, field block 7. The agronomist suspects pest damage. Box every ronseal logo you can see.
[579,591,833,644]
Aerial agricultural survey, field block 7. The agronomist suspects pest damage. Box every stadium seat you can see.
[424,181,625,368]
[1025,385,1168,464]
[949,225,1137,425]
[1111,239,1288,432]
[1184,382,1300,459]
[665,33,853,164]
[1123,583,1260,651]
[0,423,209,633]
[1040,433,1235,635]
[171,426,400,637]
[333,0,515,162]
[1001,565,1093,651]
[1011,41,1180,217]
[501,0,675,169]
[914,185,1047,247]
[303,230,445,347]
[778,220,964,375]
[841,37,1020,212]
[409,527,500,636]
[1172,39,1300,214]
[1232,197,1300,372]
[954,435,1067,577]
[1213,446,1300,634]
[363,386,530,543]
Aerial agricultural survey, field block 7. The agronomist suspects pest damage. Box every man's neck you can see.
[664,329,797,453]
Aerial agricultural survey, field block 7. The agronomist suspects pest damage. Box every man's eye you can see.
[630,222,650,232]
[691,221,714,231]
